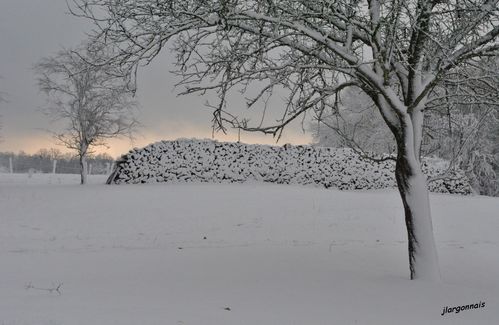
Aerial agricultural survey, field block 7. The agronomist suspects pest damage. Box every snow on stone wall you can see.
[107,139,471,194]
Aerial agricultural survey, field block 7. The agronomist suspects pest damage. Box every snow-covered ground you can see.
[1,173,498,324]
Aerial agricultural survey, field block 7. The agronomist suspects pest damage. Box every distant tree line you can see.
[0,149,114,175]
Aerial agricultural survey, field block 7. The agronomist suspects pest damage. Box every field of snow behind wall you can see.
[1,173,498,324]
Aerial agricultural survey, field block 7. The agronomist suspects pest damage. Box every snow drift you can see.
[107,139,471,194]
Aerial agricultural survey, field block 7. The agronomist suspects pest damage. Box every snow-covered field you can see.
[1,173,498,324]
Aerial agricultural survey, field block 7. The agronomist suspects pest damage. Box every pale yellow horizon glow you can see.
[1,127,313,159]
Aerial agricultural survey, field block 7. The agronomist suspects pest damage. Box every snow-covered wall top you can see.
[107,139,471,195]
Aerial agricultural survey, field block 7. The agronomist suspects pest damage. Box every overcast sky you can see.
[0,0,312,158]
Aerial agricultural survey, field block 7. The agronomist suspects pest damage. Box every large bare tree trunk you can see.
[79,142,89,185]
[79,154,88,185]
[395,124,441,281]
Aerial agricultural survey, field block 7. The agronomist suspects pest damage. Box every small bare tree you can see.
[71,0,499,280]
[35,45,138,184]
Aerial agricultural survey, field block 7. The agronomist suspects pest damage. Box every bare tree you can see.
[0,90,5,105]
[71,0,499,280]
[0,77,5,141]
[312,87,396,156]
[312,74,499,196]
[35,45,138,184]
[424,58,499,195]
[0,75,5,103]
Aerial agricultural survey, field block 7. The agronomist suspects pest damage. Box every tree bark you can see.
[80,153,88,185]
[395,126,441,281]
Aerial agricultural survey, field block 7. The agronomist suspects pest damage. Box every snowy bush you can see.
[107,139,471,194]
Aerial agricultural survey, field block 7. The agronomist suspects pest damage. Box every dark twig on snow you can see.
[25,282,63,295]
